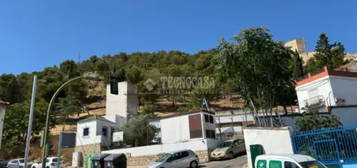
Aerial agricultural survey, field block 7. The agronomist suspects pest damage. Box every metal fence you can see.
[292,125,357,165]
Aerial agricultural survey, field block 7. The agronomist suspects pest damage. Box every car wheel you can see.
[228,152,234,159]
[190,160,198,168]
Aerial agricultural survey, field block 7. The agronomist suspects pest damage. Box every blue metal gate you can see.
[292,126,357,166]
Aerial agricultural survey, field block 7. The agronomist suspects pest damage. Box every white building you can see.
[295,67,357,112]
[103,111,220,164]
[105,81,138,126]
[0,100,8,149]
[74,81,139,161]
[75,116,115,147]
[160,111,216,144]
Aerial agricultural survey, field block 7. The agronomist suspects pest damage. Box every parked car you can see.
[0,160,7,168]
[210,138,245,160]
[7,158,32,168]
[147,149,199,168]
[31,157,63,168]
[255,154,327,168]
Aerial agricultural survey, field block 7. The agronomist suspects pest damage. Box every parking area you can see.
[201,154,247,168]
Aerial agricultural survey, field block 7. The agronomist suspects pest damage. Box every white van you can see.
[255,154,327,168]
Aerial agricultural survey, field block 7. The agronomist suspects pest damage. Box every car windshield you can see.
[220,141,232,148]
[19,159,24,163]
[155,153,172,162]
[299,161,327,168]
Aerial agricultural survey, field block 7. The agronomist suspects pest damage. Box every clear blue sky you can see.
[1,0,356,74]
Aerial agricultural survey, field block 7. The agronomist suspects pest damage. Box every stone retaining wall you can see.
[74,143,102,168]
[125,150,210,168]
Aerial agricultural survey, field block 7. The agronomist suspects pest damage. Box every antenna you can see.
[202,97,210,112]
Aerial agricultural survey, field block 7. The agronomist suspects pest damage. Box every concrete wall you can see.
[331,106,357,126]
[160,112,216,144]
[160,114,191,144]
[329,76,357,106]
[103,139,221,166]
[106,81,138,125]
[76,120,114,147]
[0,105,5,149]
[243,127,294,168]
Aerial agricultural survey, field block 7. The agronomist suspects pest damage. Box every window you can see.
[102,127,108,136]
[299,161,326,168]
[205,114,209,122]
[205,129,216,139]
[233,140,240,146]
[168,152,181,162]
[204,114,214,124]
[189,114,203,139]
[181,151,189,158]
[83,128,89,136]
[269,160,282,168]
[257,160,267,168]
[285,161,299,168]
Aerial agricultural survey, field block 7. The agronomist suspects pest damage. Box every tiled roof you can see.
[296,67,357,87]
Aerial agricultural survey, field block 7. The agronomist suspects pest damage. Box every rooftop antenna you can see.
[201,97,210,112]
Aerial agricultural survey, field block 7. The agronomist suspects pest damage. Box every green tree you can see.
[295,113,341,131]
[121,114,158,147]
[290,52,305,79]
[126,66,144,84]
[60,60,80,78]
[2,101,48,154]
[306,33,346,73]
[0,74,23,104]
[216,28,296,126]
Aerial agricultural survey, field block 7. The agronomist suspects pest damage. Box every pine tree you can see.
[306,33,345,72]
[291,52,305,79]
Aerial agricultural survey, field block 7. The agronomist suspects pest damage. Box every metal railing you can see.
[292,125,357,165]
[303,95,325,107]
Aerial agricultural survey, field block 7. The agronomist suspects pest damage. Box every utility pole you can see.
[56,133,63,168]
[24,75,38,168]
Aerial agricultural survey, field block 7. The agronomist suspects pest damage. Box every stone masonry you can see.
[124,150,210,168]
[74,143,102,167]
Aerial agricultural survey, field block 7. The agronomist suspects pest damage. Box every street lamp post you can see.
[41,76,82,168]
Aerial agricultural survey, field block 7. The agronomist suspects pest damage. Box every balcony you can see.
[302,95,327,112]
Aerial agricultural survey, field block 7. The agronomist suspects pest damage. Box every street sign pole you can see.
[24,75,38,168]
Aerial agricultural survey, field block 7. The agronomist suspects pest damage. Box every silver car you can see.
[7,158,32,168]
[147,150,199,168]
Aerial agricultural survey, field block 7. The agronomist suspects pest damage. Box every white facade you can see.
[0,103,6,149]
[105,81,138,126]
[76,117,115,147]
[330,106,357,126]
[160,112,216,144]
[243,127,294,168]
[296,68,357,112]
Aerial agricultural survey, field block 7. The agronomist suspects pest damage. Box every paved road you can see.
[201,154,247,168]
